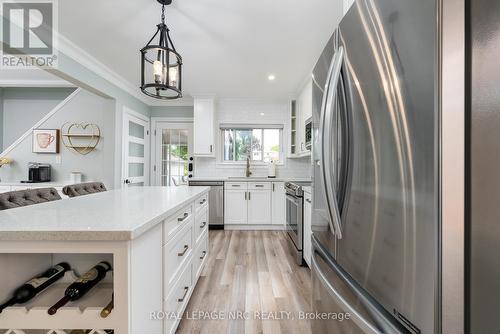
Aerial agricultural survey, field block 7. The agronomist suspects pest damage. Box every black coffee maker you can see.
[22,162,51,183]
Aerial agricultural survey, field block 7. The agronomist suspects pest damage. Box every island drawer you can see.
[164,262,193,334]
[164,223,193,292]
[248,182,271,190]
[225,182,248,189]
[193,230,208,282]
[194,206,208,245]
[195,193,208,212]
[163,204,193,245]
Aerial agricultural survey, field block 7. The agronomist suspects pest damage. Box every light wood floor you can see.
[177,230,313,334]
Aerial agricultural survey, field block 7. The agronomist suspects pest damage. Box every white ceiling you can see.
[57,0,340,102]
[1,2,341,102]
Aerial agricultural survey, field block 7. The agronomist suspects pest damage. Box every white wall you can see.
[0,89,116,188]
[194,98,311,179]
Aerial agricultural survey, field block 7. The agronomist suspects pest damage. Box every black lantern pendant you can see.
[140,0,182,99]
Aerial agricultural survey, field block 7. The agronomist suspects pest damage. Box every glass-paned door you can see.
[123,111,150,187]
[153,122,193,186]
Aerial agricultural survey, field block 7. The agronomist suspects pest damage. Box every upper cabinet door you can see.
[193,98,215,157]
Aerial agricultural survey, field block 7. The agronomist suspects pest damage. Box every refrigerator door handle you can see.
[321,46,345,239]
[312,235,410,334]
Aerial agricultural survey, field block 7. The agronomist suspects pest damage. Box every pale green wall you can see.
[150,106,193,118]
[51,52,151,117]
[1,87,75,150]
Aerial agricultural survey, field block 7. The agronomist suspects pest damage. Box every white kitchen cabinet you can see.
[248,188,272,225]
[303,191,312,267]
[224,181,276,227]
[290,77,312,157]
[193,97,215,157]
[224,186,248,225]
[271,182,286,225]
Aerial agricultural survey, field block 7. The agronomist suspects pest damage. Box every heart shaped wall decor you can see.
[61,122,101,155]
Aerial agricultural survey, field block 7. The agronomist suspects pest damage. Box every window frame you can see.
[219,126,284,165]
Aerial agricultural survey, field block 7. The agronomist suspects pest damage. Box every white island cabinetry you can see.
[0,186,210,334]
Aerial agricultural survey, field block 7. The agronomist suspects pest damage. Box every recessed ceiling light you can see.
[260,112,265,116]
[268,74,276,81]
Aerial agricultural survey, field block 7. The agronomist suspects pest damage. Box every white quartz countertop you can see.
[0,182,70,187]
[0,186,210,241]
[189,176,312,183]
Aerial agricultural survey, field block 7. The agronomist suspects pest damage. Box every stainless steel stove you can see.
[284,181,310,266]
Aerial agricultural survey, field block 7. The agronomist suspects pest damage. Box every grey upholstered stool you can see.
[0,188,62,210]
[62,182,107,198]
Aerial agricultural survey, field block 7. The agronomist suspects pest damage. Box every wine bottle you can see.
[48,261,112,315]
[0,262,70,313]
[100,293,113,318]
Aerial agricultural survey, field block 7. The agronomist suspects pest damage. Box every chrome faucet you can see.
[246,157,252,177]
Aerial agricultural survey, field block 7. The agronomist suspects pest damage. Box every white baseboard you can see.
[224,224,285,231]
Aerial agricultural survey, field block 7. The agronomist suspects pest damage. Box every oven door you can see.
[286,193,303,251]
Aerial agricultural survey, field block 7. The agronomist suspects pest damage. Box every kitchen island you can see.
[0,186,210,334]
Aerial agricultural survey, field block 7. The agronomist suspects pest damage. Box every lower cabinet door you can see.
[247,190,272,225]
[194,207,208,244]
[164,263,193,334]
[224,189,248,224]
[303,192,312,266]
[164,223,193,292]
[271,182,286,225]
[193,231,209,282]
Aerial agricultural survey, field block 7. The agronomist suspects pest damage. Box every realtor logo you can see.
[1,0,58,68]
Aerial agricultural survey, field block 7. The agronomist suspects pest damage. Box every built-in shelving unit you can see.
[0,251,121,333]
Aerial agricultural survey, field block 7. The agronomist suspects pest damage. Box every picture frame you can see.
[32,129,59,153]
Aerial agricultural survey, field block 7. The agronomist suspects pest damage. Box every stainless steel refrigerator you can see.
[310,0,465,333]
[469,0,500,333]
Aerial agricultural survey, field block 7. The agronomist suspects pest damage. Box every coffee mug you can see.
[37,133,55,149]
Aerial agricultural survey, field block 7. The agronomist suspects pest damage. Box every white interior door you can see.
[123,110,150,187]
[152,121,193,186]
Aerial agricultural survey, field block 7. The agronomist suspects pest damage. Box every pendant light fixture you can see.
[140,0,182,99]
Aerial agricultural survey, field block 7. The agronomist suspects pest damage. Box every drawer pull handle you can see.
[256,184,264,187]
[306,198,312,203]
[232,185,241,187]
[178,286,189,302]
[199,198,206,205]
[200,221,207,228]
[200,251,207,260]
[177,245,189,256]
[178,213,189,222]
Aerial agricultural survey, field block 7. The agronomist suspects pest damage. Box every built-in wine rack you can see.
[0,253,121,333]
[0,270,113,318]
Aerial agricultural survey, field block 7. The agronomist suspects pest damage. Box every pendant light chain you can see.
[161,4,166,25]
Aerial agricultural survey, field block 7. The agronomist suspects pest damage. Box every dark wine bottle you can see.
[100,293,114,318]
[0,262,70,313]
[48,261,111,315]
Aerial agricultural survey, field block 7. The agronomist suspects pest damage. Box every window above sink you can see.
[220,124,284,164]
